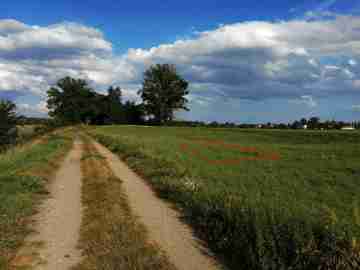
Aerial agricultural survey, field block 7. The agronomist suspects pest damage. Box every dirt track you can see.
[12,137,222,270]
[93,140,222,270]
[12,139,83,270]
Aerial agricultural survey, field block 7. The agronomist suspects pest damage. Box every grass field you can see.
[89,126,360,269]
[0,131,73,269]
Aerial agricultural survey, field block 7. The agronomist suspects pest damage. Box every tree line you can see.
[47,64,189,125]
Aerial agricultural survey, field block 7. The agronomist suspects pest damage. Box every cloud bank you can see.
[0,14,360,118]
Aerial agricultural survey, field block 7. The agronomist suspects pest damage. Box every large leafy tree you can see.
[47,77,143,125]
[106,86,125,124]
[0,100,18,146]
[138,64,189,124]
[47,77,98,123]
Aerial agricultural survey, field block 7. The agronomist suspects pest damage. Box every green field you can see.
[0,132,72,269]
[89,126,360,269]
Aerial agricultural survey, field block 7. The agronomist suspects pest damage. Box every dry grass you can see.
[73,136,175,270]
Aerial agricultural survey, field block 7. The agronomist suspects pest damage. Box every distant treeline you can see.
[166,118,360,130]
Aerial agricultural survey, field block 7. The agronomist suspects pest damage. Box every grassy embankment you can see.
[89,126,360,269]
[0,130,73,269]
[73,136,175,270]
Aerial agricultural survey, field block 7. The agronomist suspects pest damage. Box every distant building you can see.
[302,124,308,129]
[341,126,355,130]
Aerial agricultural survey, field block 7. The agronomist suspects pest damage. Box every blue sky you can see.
[1,0,360,123]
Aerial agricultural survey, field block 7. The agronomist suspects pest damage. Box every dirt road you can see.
[12,137,222,270]
[93,140,222,270]
[12,139,83,270]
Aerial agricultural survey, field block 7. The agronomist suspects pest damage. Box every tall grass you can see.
[89,126,360,269]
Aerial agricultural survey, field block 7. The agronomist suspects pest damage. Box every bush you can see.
[0,100,18,150]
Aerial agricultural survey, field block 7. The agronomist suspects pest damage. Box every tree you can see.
[47,77,98,123]
[291,120,301,129]
[47,77,144,125]
[122,101,144,124]
[0,100,18,147]
[300,118,307,126]
[138,64,189,124]
[106,86,125,124]
[308,117,320,129]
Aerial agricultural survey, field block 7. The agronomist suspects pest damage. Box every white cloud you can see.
[1,14,360,116]
[0,21,111,59]
[122,14,360,100]
[0,20,138,100]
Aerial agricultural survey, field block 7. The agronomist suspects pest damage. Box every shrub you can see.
[0,100,18,150]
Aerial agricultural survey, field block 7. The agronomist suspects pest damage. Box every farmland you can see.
[89,125,360,269]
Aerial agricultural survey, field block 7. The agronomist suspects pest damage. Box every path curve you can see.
[12,139,83,270]
[93,140,222,270]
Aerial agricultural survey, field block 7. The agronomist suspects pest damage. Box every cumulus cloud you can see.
[124,14,360,100]
[1,14,360,118]
[0,21,111,60]
[0,20,138,102]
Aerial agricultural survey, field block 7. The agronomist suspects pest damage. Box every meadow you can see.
[89,126,360,269]
[0,131,72,269]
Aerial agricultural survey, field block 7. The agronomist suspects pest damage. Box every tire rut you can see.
[12,139,83,270]
[93,139,222,270]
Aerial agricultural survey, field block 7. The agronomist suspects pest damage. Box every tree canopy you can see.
[47,77,98,123]
[46,64,189,126]
[47,77,143,125]
[138,64,189,124]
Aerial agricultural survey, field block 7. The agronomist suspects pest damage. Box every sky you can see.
[0,0,360,123]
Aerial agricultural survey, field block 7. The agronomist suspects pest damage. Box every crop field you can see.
[89,125,360,269]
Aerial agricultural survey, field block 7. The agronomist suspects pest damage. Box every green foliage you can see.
[0,100,18,148]
[47,77,144,125]
[138,64,189,124]
[89,126,360,270]
[47,77,99,123]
